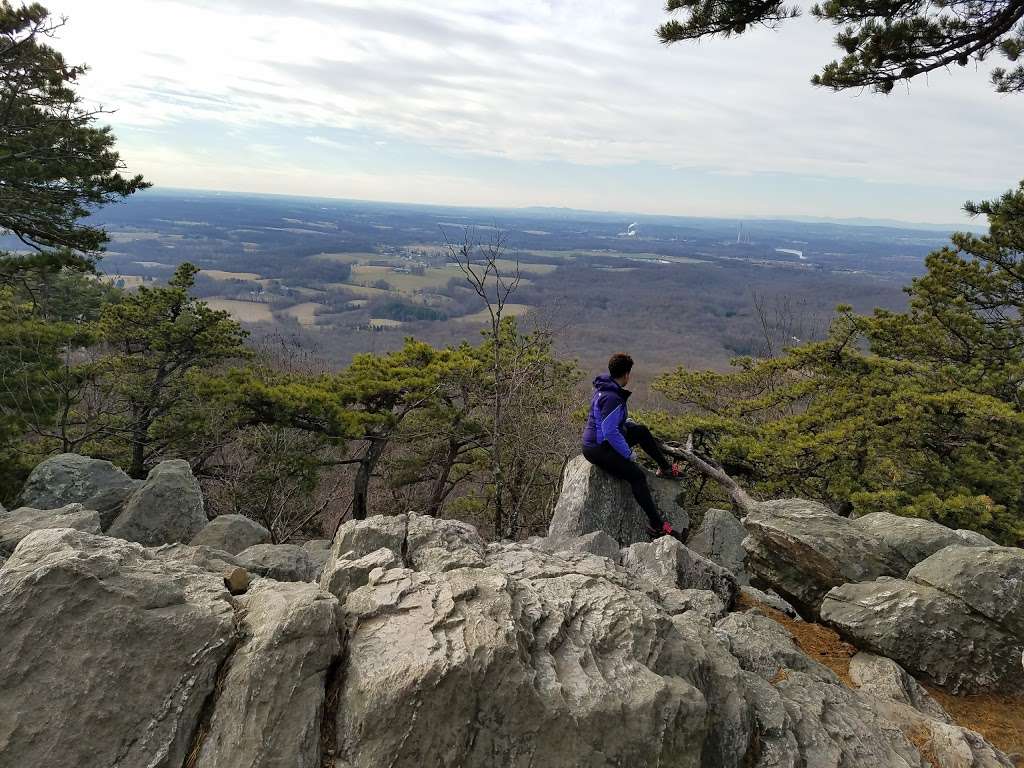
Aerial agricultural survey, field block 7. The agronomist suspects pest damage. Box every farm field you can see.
[89,191,938,375]
[204,298,274,323]
[202,269,264,281]
[280,302,326,326]
[456,304,532,323]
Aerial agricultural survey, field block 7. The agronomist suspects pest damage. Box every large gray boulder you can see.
[742,498,909,616]
[739,585,801,619]
[851,512,996,567]
[821,544,1024,695]
[406,512,486,572]
[107,460,207,546]
[850,654,1015,768]
[236,543,320,582]
[908,544,1024,639]
[0,503,101,555]
[865,697,1015,768]
[193,580,339,768]
[334,556,705,768]
[153,542,242,575]
[687,508,748,584]
[191,514,272,555]
[547,455,689,546]
[0,528,237,768]
[17,453,135,511]
[821,576,1024,694]
[330,512,408,561]
[532,530,622,560]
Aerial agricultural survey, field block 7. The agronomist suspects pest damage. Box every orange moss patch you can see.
[926,686,1024,758]
[905,722,942,768]
[735,591,856,686]
[737,594,1024,759]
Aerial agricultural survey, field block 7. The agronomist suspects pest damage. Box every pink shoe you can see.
[656,463,682,479]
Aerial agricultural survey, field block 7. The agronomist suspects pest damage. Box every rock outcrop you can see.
[622,535,739,608]
[849,652,951,723]
[0,452,1017,768]
[191,513,272,555]
[0,528,236,768]
[849,654,1015,768]
[0,503,101,555]
[194,580,339,768]
[107,459,207,546]
[547,455,689,546]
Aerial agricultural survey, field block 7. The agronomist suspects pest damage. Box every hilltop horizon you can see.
[134,186,989,235]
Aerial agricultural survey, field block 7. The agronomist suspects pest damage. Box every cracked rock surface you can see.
[0,528,236,768]
[0,506,1016,768]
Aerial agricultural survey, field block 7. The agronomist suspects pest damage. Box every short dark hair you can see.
[608,353,634,379]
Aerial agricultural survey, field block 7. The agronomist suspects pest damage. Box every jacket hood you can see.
[593,374,631,398]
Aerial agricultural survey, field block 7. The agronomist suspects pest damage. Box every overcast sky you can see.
[49,0,1024,223]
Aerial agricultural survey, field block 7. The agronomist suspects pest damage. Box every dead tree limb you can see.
[658,439,757,516]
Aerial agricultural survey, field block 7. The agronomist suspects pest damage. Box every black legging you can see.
[582,421,671,530]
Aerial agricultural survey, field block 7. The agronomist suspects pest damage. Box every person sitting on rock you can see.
[581,352,685,541]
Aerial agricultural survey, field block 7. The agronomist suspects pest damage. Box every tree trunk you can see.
[129,408,148,479]
[352,438,387,520]
[427,438,461,516]
[491,318,505,538]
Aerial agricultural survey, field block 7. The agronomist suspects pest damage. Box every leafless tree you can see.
[751,290,824,359]
[443,227,522,538]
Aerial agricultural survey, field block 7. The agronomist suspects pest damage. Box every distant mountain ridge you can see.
[146,187,985,236]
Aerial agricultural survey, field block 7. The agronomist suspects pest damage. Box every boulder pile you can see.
[0,452,1019,767]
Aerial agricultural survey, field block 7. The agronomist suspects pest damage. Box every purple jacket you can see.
[581,374,632,459]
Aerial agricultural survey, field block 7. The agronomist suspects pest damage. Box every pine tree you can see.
[652,180,1024,545]
[0,2,148,278]
[657,0,1024,94]
[96,264,250,478]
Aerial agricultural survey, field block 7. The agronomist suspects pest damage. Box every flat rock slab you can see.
[0,528,236,768]
[821,577,1024,694]
[548,455,688,546]
[0,504,101,555]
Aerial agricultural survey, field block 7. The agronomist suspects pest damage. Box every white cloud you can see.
[48,0,1024,217]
